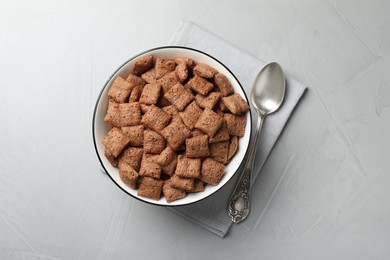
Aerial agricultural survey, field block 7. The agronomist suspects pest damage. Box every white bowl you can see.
[92,46,252,206]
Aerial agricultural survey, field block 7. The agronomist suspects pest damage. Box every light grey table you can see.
[1,0,389,259]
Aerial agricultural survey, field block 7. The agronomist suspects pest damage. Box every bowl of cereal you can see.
[92,46,252,206]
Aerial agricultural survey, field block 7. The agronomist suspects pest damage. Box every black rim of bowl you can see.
[92,46,253,207]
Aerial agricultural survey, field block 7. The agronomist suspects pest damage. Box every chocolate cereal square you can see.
[161,153,177,176]
[227,136,239,162]
[104,101,142,127]
[175,155,201,178]
[155,57,176,79]
[118,147,144,172]
[214,73,234,97]
[144,129,165,154]
[200,157,225,185]
[129,85,143,102]
[132,54,154,75]
[138,177,164,200]
[139,82,161,105]
[121,125,144,147]
[185,135,210,158]
[209,141,229,164]
[186,158,201,178]
[224,113,247,137]
[194,108,224,137]
[161,119,191,151]
[139,154,161,179]
[141,68,157,83]
[164,83,194,111]
[195,92,222,110]
[175,62,188,82]
[141,105,172,132]
[187,75,214,95]
[163,179,186,203]
[104,149,118,167]
[222,93,250,115]
[158,71,180,94]
[179,101,202,130]
[103,127,130,158]
[108,76,134,103]
[170,174,194,191]
[193,63,218,78]
[174,155,187,177]
[118,161,139,189]
[156,146,176,167]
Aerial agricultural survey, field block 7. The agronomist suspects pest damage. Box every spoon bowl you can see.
[251,62,286,115]
[228,62,286,223]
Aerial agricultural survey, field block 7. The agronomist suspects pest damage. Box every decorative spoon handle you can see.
[228,114,264,223]
[228,168,251,223]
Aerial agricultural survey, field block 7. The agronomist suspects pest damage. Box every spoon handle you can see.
[228,114,264,223]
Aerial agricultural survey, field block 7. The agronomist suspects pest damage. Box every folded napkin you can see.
[168,21,307,237]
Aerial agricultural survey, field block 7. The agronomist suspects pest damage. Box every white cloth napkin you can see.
[168,21,307,237]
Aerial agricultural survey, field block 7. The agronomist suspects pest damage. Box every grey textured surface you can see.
[1,0,389,259]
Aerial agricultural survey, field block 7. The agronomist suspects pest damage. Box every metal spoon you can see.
[228,62,286,223]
